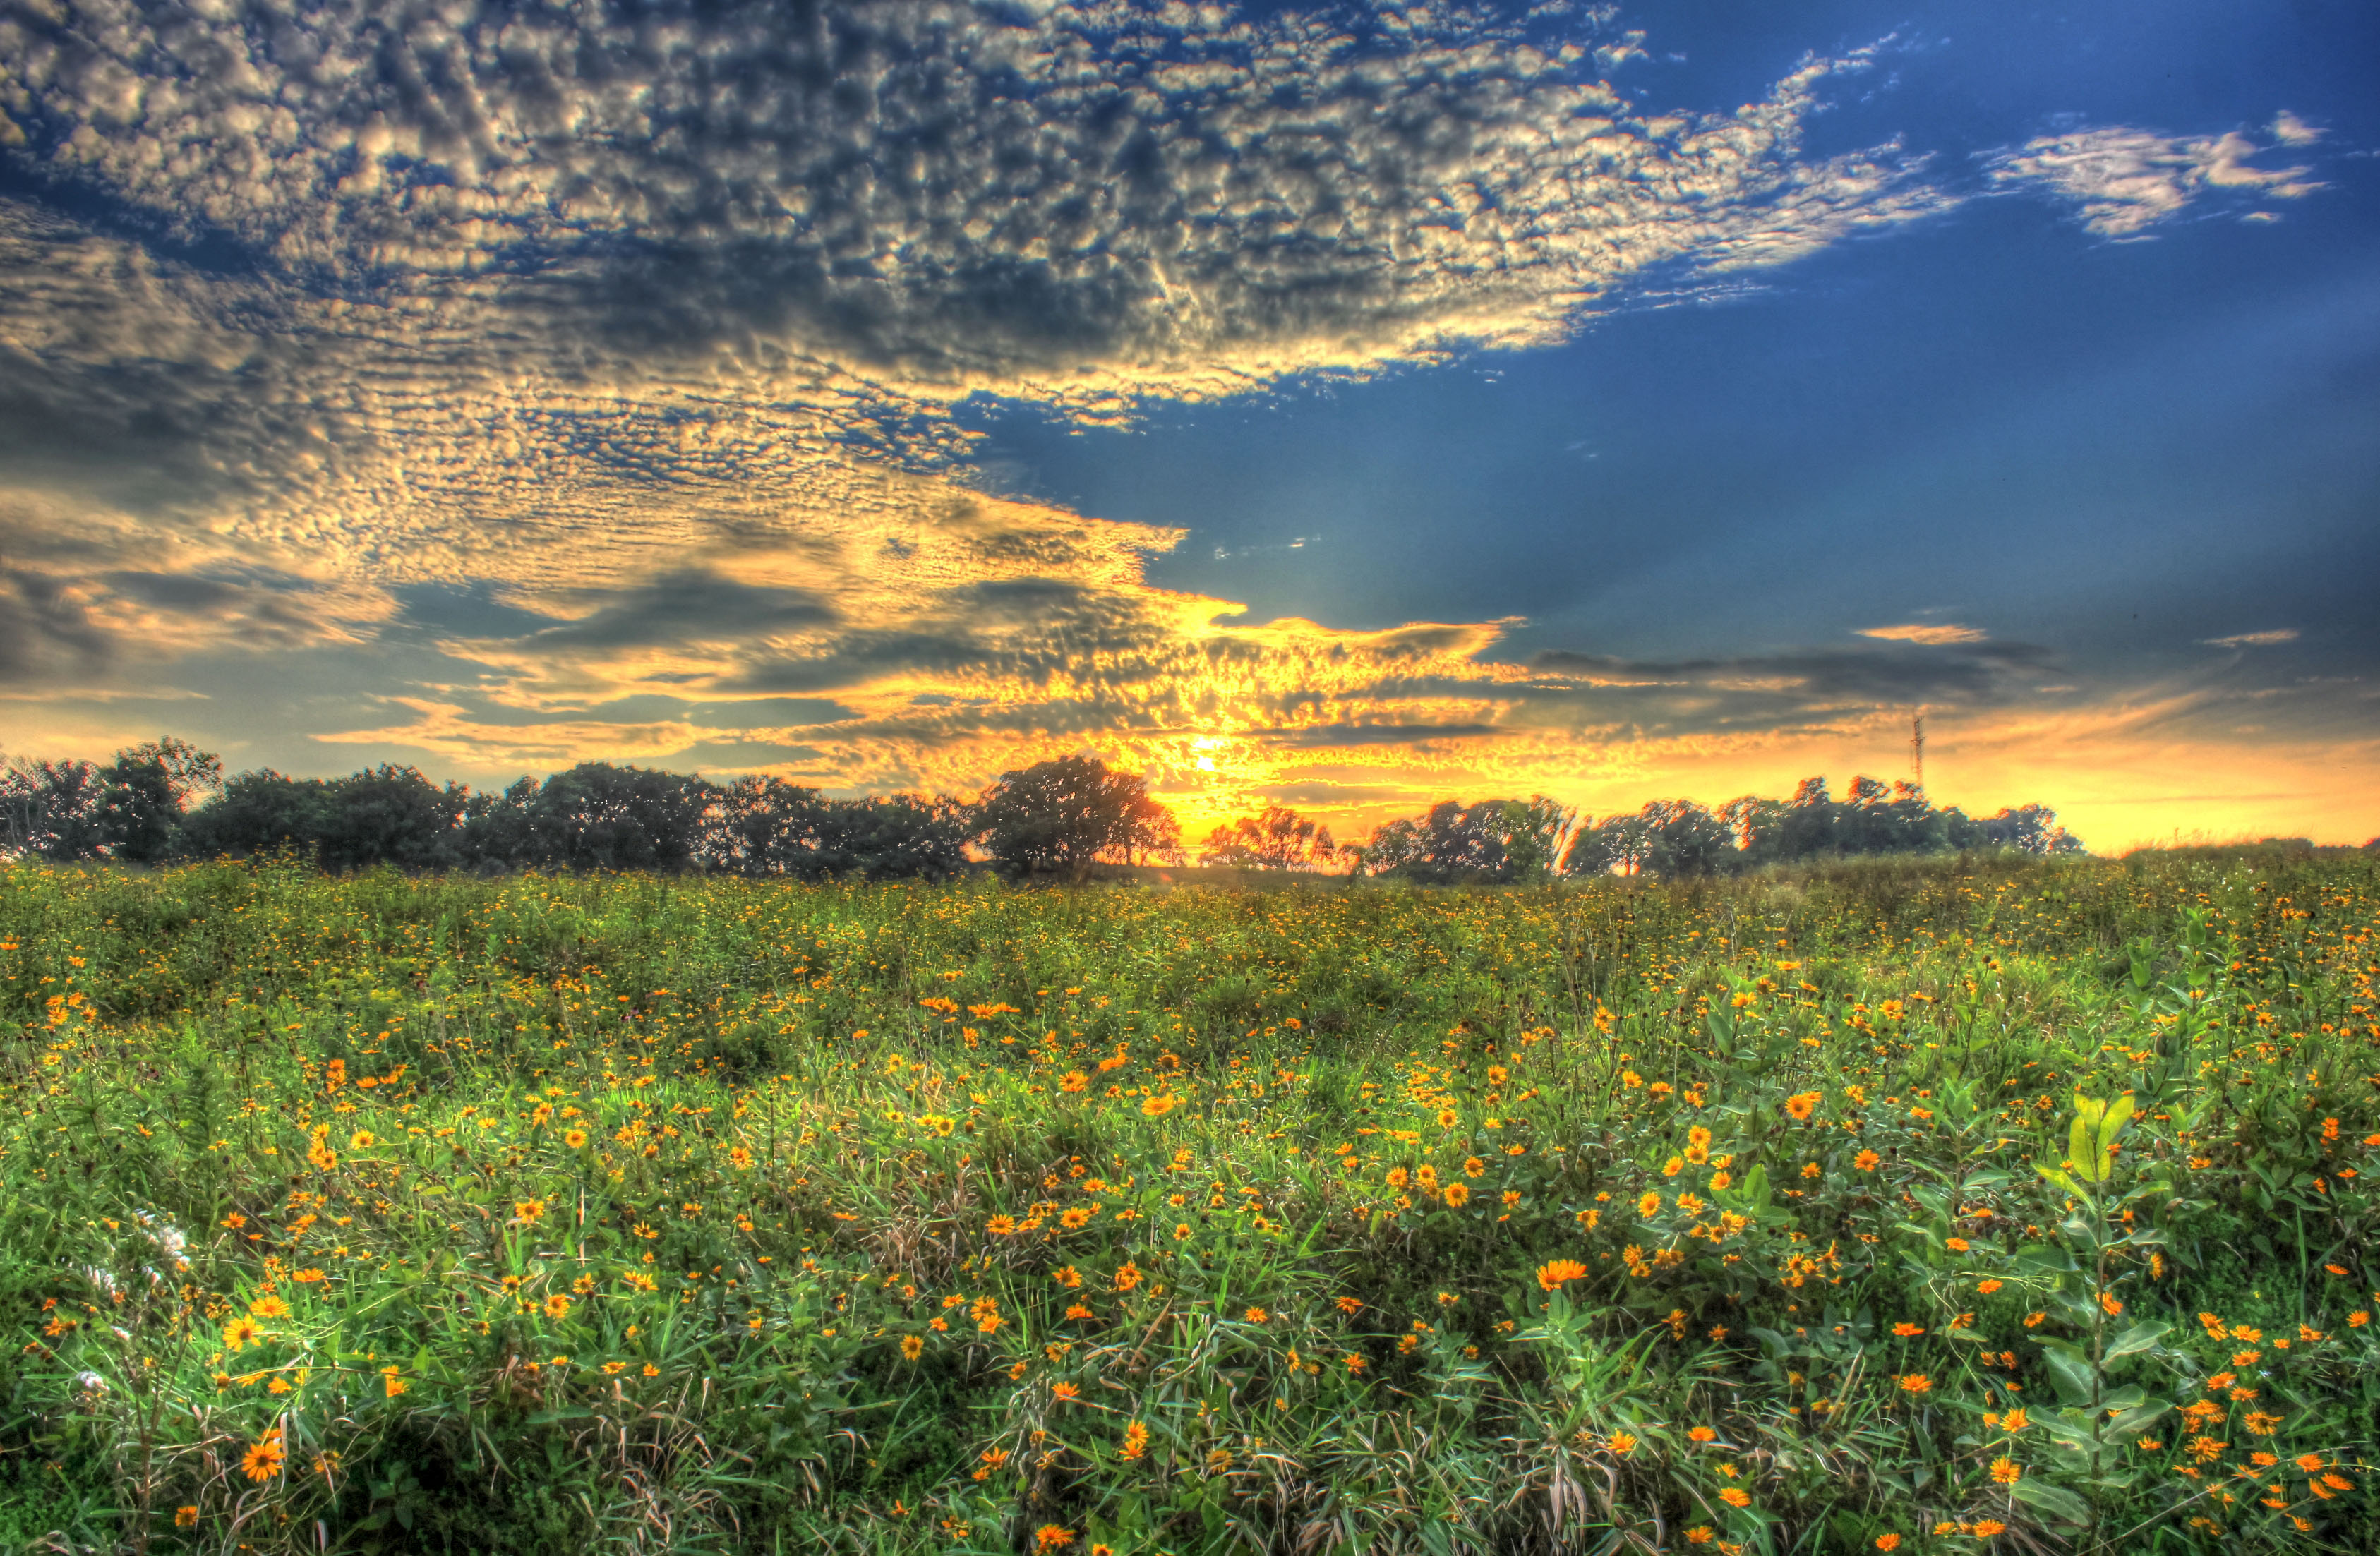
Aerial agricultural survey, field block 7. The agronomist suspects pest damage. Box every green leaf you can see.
[2036,1338,2096,1406]
[2103,1321,2168,1360]
[2097,1093,2136,1154]
[2008,1476,2093,1526]
[2013,1243,2077,1277]
[2105,1399,2172,1438]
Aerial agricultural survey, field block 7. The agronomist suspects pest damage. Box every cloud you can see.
[2,3,1952,444]
[1984,120,2321,236]
[2271,111,2324,147]
[1856,622,1988,645]
[2201,629,2299,649]
[1528,636,2056,715]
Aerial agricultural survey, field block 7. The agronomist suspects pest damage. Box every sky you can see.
[1,0,2374,851]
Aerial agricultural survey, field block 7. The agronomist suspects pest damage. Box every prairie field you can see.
[2,851,2376,1556]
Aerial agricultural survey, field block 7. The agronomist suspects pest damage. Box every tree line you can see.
[1335,776,2080,881]
[1,737,2078,881]
[0,744,1177,882]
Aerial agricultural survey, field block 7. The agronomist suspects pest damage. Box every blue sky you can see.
[1,0,2374,846]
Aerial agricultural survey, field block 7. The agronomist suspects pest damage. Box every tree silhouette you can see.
[1200,804,1339,870]
[975,755,1180,881]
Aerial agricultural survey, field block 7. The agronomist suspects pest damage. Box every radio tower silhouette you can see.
[1911,712,1925,793]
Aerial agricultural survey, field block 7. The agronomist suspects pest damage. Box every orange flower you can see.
[1537,1259,1588,1292]
[381,1365,405,1397]
[1892,1323,1924,1337]
[1607,1432,1637,1456]
[1897,1375,1932,1394]
[1035,1524,1076,1552]
[1719,1487,1752,1508]
[1854,1150,1881,1172]
[1991,1457,2021,1485]
[1688,1426,1717,1443]
[1877,1538,1901,1552]
[1784,1092,1820,1121]
[240,1433,286,1483]
[900,1335,924,1361]
[1052,1382,1081,1403]
[1119,1420,1151,1460]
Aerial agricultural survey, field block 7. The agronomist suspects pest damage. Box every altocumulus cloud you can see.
[0,0,2332,802]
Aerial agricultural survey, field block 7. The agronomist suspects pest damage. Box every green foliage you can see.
[0,850,2375,1555]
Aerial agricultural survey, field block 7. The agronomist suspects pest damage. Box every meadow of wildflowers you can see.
[2,850,2374,1555]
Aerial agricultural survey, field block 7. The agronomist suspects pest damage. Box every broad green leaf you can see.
[2103,1321,2168,1360]
[2013,1243,2078,1276]
[2036,1338,2096,1406]
[2097,1093,2136,1154]
[2105,1399,2172,1437]
[2008,1476,2092,1525]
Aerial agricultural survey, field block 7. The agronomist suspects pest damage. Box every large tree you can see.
[1,737,221,863]
[1354,796,1568,883]
[975,755,1180,881]
[1200,804,1339,870]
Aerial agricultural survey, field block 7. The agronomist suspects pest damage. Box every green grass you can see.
[1,850,2375,1555]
